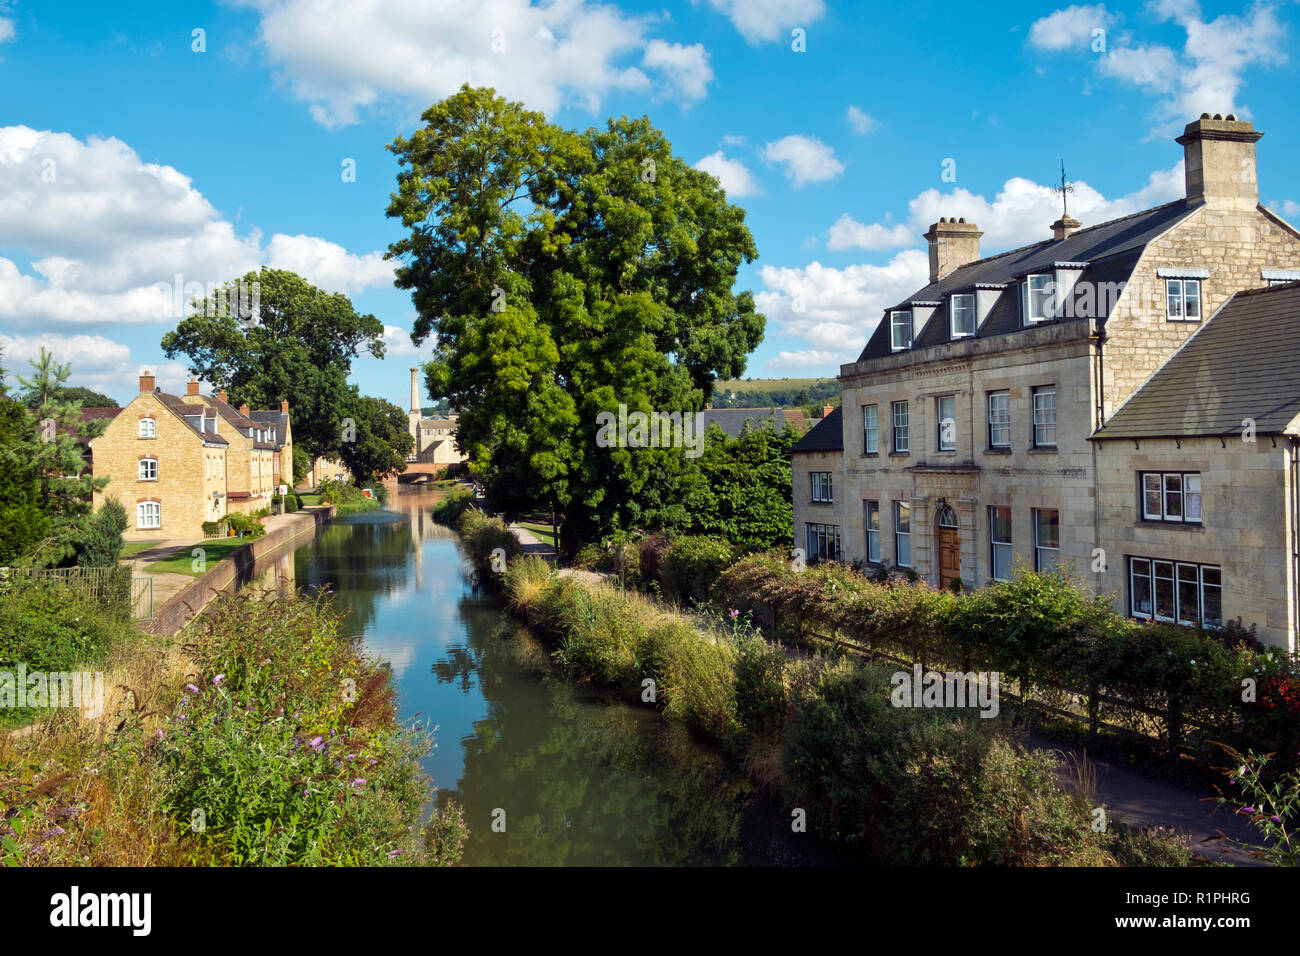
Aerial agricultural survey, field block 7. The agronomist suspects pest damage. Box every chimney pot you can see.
[239,403,250,418]
[139,370,156,394]
[186,378,200,396]
[281,399,290,414]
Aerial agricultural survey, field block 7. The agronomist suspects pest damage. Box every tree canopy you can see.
[386,84,764,548]
[160,267,386,461]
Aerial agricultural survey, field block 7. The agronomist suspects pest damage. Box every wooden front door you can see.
[938,527,960,588]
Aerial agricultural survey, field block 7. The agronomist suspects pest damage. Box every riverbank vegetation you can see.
[319,477,384,515]
[0,589,466,865]
[499,555,1193,866]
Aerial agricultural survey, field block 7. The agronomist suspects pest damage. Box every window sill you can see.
[1136,519,1204,531]
[861,451,879,458]
[1165,317,1201,323]
[809,500,833,506]
[984,446,1012,455]
[889,451,910,458]
[1027,447,1058,455]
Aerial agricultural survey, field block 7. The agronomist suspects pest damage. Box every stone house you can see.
[792,114,1300,650]
[406,367,466,465]
[89,372,293,540]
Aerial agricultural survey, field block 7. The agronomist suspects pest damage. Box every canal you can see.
[265,486,850,866]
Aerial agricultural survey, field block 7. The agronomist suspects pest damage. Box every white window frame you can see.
[894,501,911,568]
[950,293,976,338]
[1141,471,1202,524]
[1033,508,1059,572]
[989,506,1012,581]
[138,458,158,481]
[865,500,881,563]
[892,401,909,453]
[1022,274,1054,323]
[811,472,833,503]
[138,418,156,439]
[987,391,1010,448]
[1032,386,1057,448]
[936,395,956,451]
[863,404,879,454]
[136,501,160,530]
[805,523,841,563]
[1165,278,1201,322]
[890,311,912,351]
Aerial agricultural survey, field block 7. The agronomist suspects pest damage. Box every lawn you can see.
[517,521,558,549]
[119,541,156,559]
[299,493,322,506]
[143,538,251,576]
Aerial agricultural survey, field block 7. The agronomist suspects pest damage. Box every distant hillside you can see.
[711,377,840,409]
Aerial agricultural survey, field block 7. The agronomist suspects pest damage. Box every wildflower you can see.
[388,849,405,859]
[309,736,324,752]
[729,608,739,619]
[212,674,225,686]
[155,729,164,740]
[185,683,200,695]
[1270,815,1283,824]
[351,778,367,787]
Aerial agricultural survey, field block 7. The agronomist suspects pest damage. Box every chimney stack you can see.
[218,389,229,405]
[410,367,420,414]
[1051,215,1081,241]
[139,370,155,394]
[239,403,251,418]
[923,218,983,284]
[186,377,200,397]
[1176,113,1262,210]
[281,399,290,414]
[823,404,833,419]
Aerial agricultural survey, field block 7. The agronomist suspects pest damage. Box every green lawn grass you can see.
[517,521,558,549]
[119,541,156,559]
[143,538,251,576]
[299,493,322,506]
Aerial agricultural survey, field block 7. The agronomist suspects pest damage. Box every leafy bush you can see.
[734,631,789,739]
[201,521,223,538]
[431,488,475,525]
[73,499,126,568]
[662,535,735,602]
[283,493,299,513]
[457,509,523,576]
[220,512,266,538]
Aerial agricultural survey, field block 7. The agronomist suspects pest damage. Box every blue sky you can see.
[1,0,1297,410]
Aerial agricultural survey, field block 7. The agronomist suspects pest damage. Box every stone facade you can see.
[406,366,466,465]
[793,114,1300,651]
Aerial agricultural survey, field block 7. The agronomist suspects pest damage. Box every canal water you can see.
[267,487,850,866]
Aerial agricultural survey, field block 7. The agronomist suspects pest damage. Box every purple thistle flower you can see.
[1271,815,1284,824]
[155,729,164,740]
[185,683,200,695]
[212,674,225,686]
[351,778,367,787]
[309,736,324,752]
[729,608,739,619]
[388,849,405,859]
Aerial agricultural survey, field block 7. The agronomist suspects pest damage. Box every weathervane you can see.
[1051,160,1075,218]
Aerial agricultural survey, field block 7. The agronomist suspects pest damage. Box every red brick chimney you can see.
[239,403,251,418]
[281,399,290,413]
[218,389,229,404]
[823,404,833,419]
[186,378,200,396]
[139,370,155,393]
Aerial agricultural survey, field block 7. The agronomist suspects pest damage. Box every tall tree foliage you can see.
[0,351,50,564]
[13,349,110,566]
[160,267,386,461]
[386,85,764,548]
[338,392,414,486]
[684,423,799,552]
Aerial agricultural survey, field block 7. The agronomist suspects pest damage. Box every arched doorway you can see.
[936,503,960,589]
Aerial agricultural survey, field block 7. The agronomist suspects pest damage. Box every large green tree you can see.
[12,349,111,567]
[338,391,414,486]
[684,423,799,551]
[386,84,764,549]
[0,351,50,564]
[160,267,386,460]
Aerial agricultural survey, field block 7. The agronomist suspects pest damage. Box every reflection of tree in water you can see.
[435,594,754,866]
[295,516,415,636]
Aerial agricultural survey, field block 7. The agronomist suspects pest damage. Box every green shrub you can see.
[431,488,474,525]
[284,494,299,513]
[73,499,126,568]
[201,521,222,538]
[220,512,266,538]
[734,632,789,739]
[573,543,604,571]
[662,535,735,602]
[458,509,523,576]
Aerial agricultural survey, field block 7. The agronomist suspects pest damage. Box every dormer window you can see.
[1166,278,1201,321]
[890,311,912,351]
[1022,274,1054,323]
[950,293,975,338]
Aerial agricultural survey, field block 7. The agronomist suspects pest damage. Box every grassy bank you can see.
[498,555,1193,866]
[1,589,466,865]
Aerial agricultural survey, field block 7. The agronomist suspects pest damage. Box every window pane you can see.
[1177,563,1200,625]
[1185,474,1202,521]
[1154,561,1175,620]
[1167,279,1182,318]
[1028,275,1053,319]
[1131,559,1153,616]
[1035,509,1059,548]
[1201,567,1222,627]
[1033,388,1057,446]
[1163,474,1183,519]
[863,405,878,453]
[1143,474,1162,519]
[1185,280,1200,318]
[938,396,956,450]
[990,507,1012,581]
[952,294,975,336]
[988,392,1010,446]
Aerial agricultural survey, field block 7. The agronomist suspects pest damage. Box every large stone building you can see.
[89,372,294,540]
[792,114,1300,651]
[406,367,464,466]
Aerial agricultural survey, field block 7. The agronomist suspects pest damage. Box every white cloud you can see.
[826,214,912,251]
[0,17,15,45]
[704,0,825,43]
[0,332,194,401]
[1027,4,1116,51]
[232,0,703,127]
[0,126,393,327]
[767,349,847,370]
[694,151,762,198]
[762,135,844,187]
[266,235,395,295]
[845,105,877,135]
[755,251,931,370]
[1268,199,1300,221]
[642,40,713,103]
[380,324,435,358]
[1032,1,1288,130]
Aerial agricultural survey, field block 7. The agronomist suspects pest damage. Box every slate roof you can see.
[156,394,229,445]
[1093,281,1300,439]
[791,406,843,453]
[855,199,1199,362]
[700,407,791,438]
